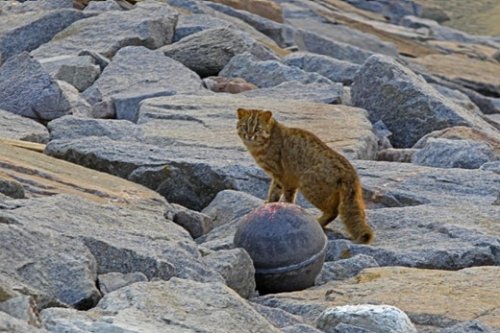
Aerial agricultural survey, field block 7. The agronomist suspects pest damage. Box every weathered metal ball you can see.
[233,202,327,294]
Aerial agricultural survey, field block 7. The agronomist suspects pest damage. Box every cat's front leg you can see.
[266,178,282,202]
[282,187,297,203]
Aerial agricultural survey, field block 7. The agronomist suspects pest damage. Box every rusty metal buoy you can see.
[234,203,327,294]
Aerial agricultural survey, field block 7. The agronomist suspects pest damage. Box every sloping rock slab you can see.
[41,279,281,333]
[0,52,74,121]
[253,266,500,331]
[411,54,500,97]
[0,109,49,143]
[82,46,204,120]
[174,14,232,42]
[0,9,89,60]
[241,81,344,104]
[161,27,277,77]
[31,1,178,59]
[351,55,499,148]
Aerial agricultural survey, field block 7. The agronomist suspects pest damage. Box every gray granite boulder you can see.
[47,116,145,141]
[282,324,325,333]
[39,54,100,92]
[174,14,232,42]
[411,138,496,169]
[220,52,334,88]
[293,29,376,65]
[162,27,278,77]
[0,109,49,143]
[205,1,296,48]
[82,46,204,120]
[0,9,88,61]
[317,304,417,333]
[41,279,282,333]
[84,0,122,12]
[439,320,494,333]
[0,52,75,121]
[285,18,398,56]
[351,55,499,147]
[31,1,178,59]
[284,52,360,85]
[0,223,101,309]
[241,81,344,104]
[202,248,256,298]
[316,254,379,285]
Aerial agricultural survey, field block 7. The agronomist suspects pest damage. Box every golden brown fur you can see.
[236,108,374,244]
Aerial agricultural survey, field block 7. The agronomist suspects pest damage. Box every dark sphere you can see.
[234,202,327,294]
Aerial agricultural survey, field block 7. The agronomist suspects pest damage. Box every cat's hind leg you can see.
[317,192,339,227]
[267,178,282,202]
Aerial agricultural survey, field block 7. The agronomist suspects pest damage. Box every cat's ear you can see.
[237,108,249,119]
[261,110,273,122]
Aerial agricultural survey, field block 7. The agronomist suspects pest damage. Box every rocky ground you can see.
[0,0,499,332]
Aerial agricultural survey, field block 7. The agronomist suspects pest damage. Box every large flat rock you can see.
[31,1,178,59]
[41,279,281,333]
[253,266,500,331]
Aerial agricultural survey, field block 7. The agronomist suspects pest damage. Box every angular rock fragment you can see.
[0,109,49,143]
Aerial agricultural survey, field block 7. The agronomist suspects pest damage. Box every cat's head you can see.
[236,108,275,146]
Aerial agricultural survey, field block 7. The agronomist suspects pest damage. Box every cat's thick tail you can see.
[339,181,374,244]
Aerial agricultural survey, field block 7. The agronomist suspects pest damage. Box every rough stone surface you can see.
[98,272,148,294]
[174,14,232,42]
[251,302,305,328]
[253,266,500,330]
[316,254,379,285]
[317,304,417,333]
[0,223,101,309]
[0,295,40,326]
[209,0,283,23]
[0,9,88,60]
[31,2,178,59]
[0,109,49,143]
[54,61,100,92]
[202,248,256,298]
[283,52,360,85]
[411,138,496,169]
[47,115,145,141]
[351,54,499,148]
[286,18,398,57]
[84,0,122,12]
[376,148,417,163]
[282,324,324,333]
[82,46,204,121]
[293,29,376,65]
[172,206,215,238]
[0,312,50,333]
[162,27,277,77]
[439,320,495,333]
[0,178,25,199]
[41,279,282,333]
[0,52,73,121]
[220,52,334,88]
[412,54,500,98]
[241,81,344,104]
